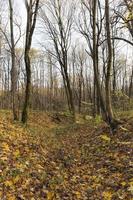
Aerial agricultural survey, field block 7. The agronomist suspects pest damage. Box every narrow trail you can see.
[0,111,132,199]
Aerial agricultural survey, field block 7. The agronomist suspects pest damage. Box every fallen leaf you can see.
[4,180,13,187]
[2,142,10,151]
[47,191,54,200]
[13,149,20,158]
[103,191,112,200]
[74,191,82,199]
[100,135,111,142]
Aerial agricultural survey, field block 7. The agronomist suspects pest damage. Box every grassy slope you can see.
[0,111,133,200]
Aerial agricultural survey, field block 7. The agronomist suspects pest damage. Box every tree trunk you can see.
[21,52,31,123]
[64,69,75,117]
[21,0,40,123]
[92,0,108,121]
[105,0,114,122]
[129,66,133,98]
[9,0,18,120]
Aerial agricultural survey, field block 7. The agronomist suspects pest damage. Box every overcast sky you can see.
[6,0,132,63]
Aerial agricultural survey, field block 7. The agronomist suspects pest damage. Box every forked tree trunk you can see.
[21,0,40,123]
[92,0,107,120]
[104,0,120,131]
[92,0,119,131]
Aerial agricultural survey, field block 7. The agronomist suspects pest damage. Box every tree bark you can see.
[9,0,18,120]
[22,0,40,123]
[92,0,108,121]
[105,0,114,122]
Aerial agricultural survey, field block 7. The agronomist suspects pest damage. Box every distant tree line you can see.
[0,0,133,131]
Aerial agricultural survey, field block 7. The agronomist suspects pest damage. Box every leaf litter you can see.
[0,111,132,199]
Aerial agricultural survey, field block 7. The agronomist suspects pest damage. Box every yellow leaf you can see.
[13,150,20,158]
[100,135,111,142]
[4,180,13,187]
[22,179,30,189]
[129,182,133,186]
[121,181,126,186]
[128,183,133,195]
[128,185,133,194]
[74,191,82,199]
[2,142,10,151]
[47,191,54,200]
[7,193,16,200]
[0,191,2,198]
[13,176,20,184]
[103,191,112,200]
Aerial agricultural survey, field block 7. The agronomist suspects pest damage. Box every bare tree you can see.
[78,0,120,131]
[0,0,22,120]
[78,0,105,116]
[40,0,75,117]
[105,0,115,125]
[22,0,40,123]
[9,0,18,120]
[112,0,133,46]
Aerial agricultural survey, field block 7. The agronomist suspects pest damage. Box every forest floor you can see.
[0,110,133,200]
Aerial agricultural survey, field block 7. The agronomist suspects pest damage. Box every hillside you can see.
[0,111,132,200]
